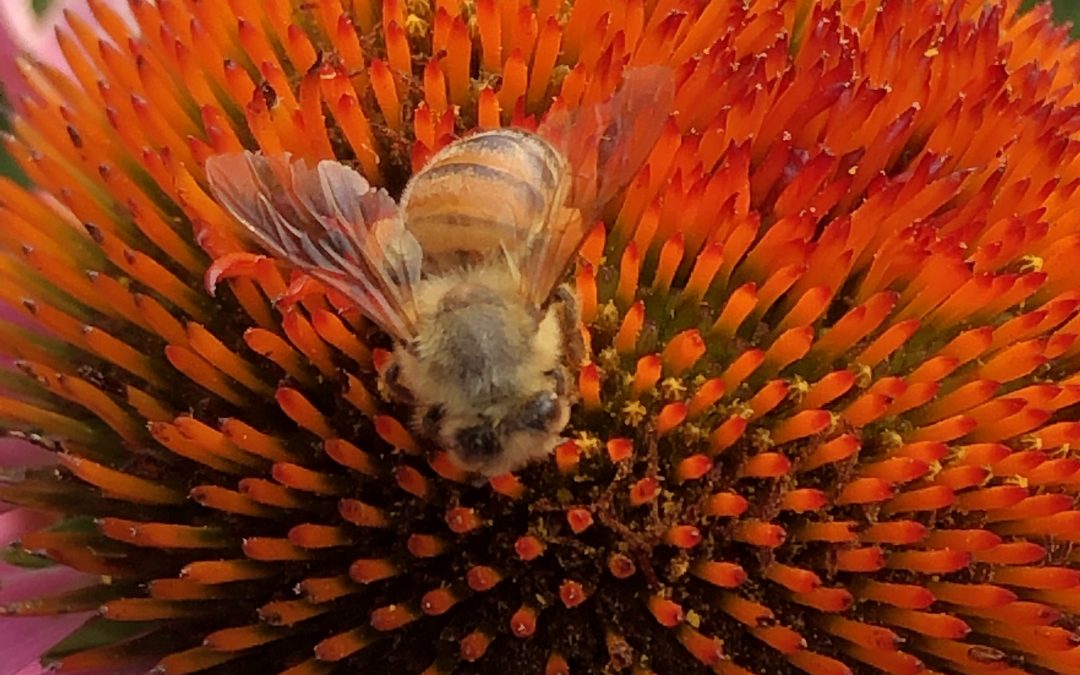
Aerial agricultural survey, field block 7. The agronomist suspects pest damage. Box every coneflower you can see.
[3,0,1080,673]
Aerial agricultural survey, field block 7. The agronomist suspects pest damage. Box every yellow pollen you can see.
[879,430,904,448]
[575,432,602,456]
[853,363,873,388]
[751,428,773,451]
[404,14,430,38]
[661,377,688,401]
[1020,434,1043,451]
[924,47,940,57]
[597,347,620,371]
[732,401,754,420]
[1049,444,1073,459]
[668,557,690,579]
[621,401,647,427]
[597,301,620,331]
[1019,254,1044,272]
[787,375,809,402]
[826,412,841,434]
[1005,475,1030,489]
[682,424,708,443]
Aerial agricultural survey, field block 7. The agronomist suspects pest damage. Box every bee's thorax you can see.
[396,273,562,413]
[424,284,531,404]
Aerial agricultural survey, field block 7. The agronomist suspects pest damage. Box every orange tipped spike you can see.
[395,466,430,500]
[371,604,418,632]
[510,606,538,638]
[836,477,893,505]
[693,561,747,588]
[676,454,712,481]
[370,60,401,130]
[446,507,484,534]
[887,549,971,574]
[652,234,684,292]
[630,352,660,395]
[710,415,748,454]
[629,477,660,506]
[515,535,545,561]
[765,563,821,593]
[559,580,588,608]
[476,0,502,71]
[741,452,791,478]
[800,371,855,410]
[489,472,526,499]
[648,596,685,627]
[662,330,705,375]
[664,525,702,549]
[775,485,826,512]
[687,378,725,418]
[555,440,581,474]
[466,565,503,591]
[860,520,928,545]
[615,301,645,354]
[566,508,594,534]
[375,415,421,454]
[800,434,860,472]
[733,521,786,547]
[608,553,637,579]
[856,581,934,609]
[655,402,687,435]
[721,349,764,394]
[711,283,758,337]
[773,409,832,444]
[607,438,634,462]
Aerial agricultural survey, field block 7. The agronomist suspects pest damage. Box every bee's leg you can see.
[548,366,567,397]
[419,404,445,440]
[552,283,585,367]
[380,360,414,404]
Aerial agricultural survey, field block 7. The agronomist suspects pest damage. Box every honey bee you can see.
[205,66,674,476]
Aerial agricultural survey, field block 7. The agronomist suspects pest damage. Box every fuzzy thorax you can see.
[394,266,567,473]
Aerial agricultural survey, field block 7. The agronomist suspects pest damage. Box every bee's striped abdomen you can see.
[400,129,569,272]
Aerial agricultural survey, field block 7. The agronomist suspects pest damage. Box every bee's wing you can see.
[521,65,676,306]
[205,152,422,341]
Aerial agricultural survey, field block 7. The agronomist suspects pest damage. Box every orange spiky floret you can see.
[5,0,1080,673]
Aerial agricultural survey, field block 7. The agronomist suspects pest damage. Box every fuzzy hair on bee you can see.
[204,66,675,476]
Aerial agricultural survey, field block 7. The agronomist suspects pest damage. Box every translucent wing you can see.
[522,65,676,306]
[205,152,422,341]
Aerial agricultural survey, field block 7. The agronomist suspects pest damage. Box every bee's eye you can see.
[455,424,500,461]
[516,391,560,431]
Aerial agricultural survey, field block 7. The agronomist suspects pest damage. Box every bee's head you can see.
[432,388,569,476]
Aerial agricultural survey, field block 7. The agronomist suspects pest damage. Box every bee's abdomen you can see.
[401,129,568,269]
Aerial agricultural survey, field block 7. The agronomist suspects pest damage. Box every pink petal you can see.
[0,438,54,473]
[0,0,136,98]
[0,562,90,605]
[14,661,154,675]
[0,612,92,675]
[0,508,56,547]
